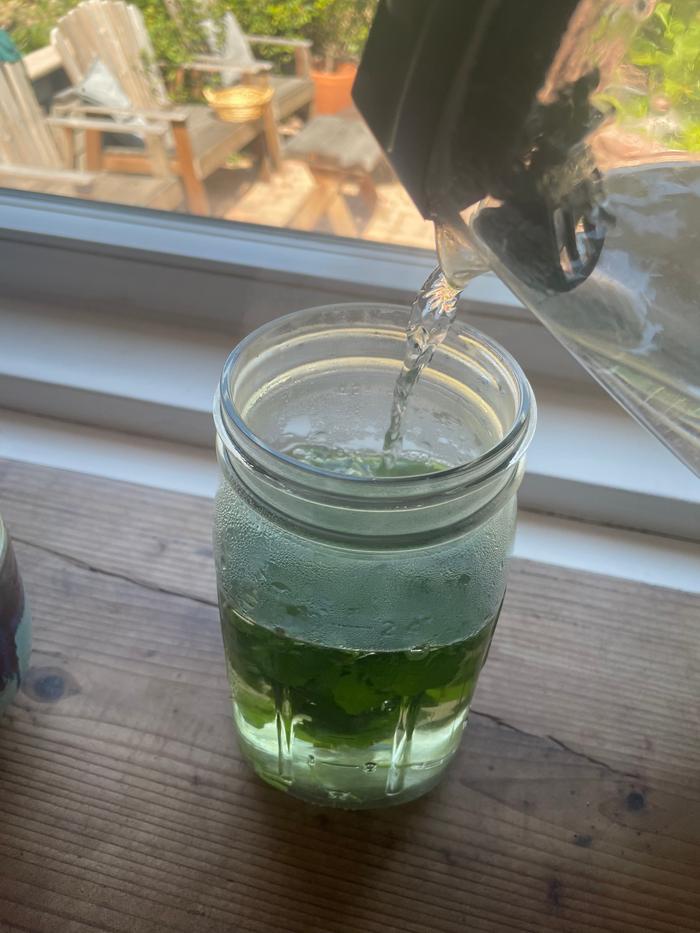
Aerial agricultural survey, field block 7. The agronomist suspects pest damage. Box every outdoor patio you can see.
[3,0,435,251]
[205,154,435,250]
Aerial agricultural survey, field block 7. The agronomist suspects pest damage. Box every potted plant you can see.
[307,0,377,114]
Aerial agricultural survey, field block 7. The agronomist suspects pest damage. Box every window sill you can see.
[0,191,696,554]
[2,408,698,595]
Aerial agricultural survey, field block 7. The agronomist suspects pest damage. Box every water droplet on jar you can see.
[363,762,377,773]
[285,604,308,619]
[240,588,258,612]
[408,645,430,659]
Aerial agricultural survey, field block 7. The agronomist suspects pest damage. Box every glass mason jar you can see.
[213,303,535,808]
[0,516,31,714]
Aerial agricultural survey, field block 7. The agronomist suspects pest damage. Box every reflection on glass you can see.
[456,1,700,472]
[352,0,700,472]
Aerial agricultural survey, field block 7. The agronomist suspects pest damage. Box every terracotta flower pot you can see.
[310,62,358,115]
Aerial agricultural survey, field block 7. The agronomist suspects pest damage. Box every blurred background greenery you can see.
[625,0,700,149]
[4,0,377,85]
[7,0,698,152]
[592,0,700,151]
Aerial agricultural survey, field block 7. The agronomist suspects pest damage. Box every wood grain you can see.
[0,458,698,933]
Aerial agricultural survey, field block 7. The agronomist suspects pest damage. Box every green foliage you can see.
[5,0,77,54]
[206,0,325,68]
[7,0,209,93]
[222,599,491,750]
[610,0,700,150]
[209,0,377,70]
[302,0,377,68]
[130,0,206,87]
[213,0,326,37]
[8,0,378,75]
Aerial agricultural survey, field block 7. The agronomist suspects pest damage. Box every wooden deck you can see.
[0,457,698,932]
[210,159,435,250]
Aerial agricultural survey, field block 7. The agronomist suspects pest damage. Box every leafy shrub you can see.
[8,0,378,75]
[5,0,78,53]
[604,1,700,150]
[302,0,376,69]
[5,0,205,68]
[210,0,378,70]
[131,0,206,87]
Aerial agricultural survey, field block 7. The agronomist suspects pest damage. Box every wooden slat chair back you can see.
[52,0,169,111]
[0,59,181,208]
[0,61,63,171]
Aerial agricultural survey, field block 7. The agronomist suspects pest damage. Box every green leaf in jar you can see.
[233,683,276,729]
[332,672,384,715]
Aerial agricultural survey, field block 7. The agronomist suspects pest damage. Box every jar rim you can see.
[215,303,536,499]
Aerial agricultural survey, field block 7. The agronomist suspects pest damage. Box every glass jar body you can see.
[214,464,518,808]
[213,302,534,808]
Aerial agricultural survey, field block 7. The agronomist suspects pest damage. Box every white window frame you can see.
[0,189,572,375]
[1,189,698,552]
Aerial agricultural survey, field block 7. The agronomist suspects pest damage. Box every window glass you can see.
[2,0,433,250]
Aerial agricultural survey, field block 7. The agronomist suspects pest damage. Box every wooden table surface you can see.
[0,458,698,933]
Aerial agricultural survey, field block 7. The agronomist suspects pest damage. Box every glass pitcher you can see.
[354,0,700,474]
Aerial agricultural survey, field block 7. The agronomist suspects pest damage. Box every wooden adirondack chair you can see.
[51,0,281,215]
[0,59,181,210]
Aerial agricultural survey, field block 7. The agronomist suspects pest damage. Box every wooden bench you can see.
[285,114,383,237]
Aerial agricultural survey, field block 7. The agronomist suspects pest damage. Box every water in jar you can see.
[215,446,515,808]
